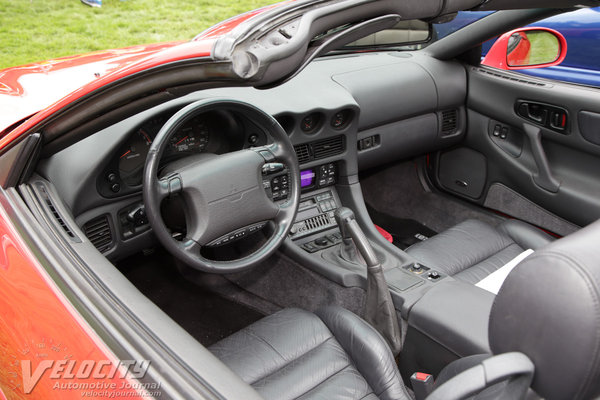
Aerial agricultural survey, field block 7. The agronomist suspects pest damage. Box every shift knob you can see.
[334,207,355,240]
[334,207,379,267]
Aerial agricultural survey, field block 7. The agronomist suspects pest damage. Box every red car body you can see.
[2,1,598,398]
[0,4,281,399]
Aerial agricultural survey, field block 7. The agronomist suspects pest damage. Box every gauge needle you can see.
[175,136,189,146]
[140,129,152,144]
[120,150,132,158]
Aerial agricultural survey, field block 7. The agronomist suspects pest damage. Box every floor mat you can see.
[361,161,504,233]
[118,249,265,346]
[368,204,437,250]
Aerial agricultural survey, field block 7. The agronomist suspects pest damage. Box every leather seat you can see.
[405,219,553,284]
[429,218,600,400]
[208,219,600,400]
[209,307,411,400]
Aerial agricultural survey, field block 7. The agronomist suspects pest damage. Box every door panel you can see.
[436,66,600,231]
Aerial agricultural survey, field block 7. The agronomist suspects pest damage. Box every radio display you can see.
[300,169,316,188]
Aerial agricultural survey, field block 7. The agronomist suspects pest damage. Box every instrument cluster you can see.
[117,114,212,186]
[99,107,268,198]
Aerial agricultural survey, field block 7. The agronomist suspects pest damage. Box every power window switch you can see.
[493,125,501,137]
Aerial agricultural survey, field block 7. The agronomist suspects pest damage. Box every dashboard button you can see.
[107,173,118,183]
[302,243,318,253]
[314,237,329,246]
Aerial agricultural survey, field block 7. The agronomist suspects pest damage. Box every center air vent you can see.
[312,136,345,159]
[441,109,458,136]
[294,143,311,163]
[294,135,345,164]
[83,215,113,253]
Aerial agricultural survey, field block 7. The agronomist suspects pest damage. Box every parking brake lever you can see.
[334,207,402,355]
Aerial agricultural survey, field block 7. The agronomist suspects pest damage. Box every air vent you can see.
[34,182,78,240]
[441,109,458,136]
[294,143,311,163]
[312,135,345,160]
[83,215,113,253]
[476,67,547,87]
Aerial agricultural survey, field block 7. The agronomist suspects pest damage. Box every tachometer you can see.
[118,129,152,186]
[169,117,209,154]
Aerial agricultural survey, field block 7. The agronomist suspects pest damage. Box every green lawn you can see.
[526,31,560,65]
[0,0,275,70]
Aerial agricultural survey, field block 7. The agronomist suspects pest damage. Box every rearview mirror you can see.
[346,20,431,47]
[482,27,567,70]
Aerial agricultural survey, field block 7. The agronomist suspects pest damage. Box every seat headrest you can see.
[489,219,600,400]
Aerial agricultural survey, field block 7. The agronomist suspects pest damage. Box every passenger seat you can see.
[405,219,553,284]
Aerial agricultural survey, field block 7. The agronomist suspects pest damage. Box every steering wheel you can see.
[143,99,300,273]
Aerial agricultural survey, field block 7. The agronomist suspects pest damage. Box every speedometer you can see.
[169,117,209,154]
[118,129,152,186]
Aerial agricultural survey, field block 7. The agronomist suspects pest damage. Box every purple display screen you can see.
[300,169,316,188]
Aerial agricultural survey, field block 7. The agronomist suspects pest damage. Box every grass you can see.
[526,31,560,65]
[0,0,275,70]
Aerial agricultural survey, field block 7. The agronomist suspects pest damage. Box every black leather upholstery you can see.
[209,307,410,400]
[489,219,600,400]
[406,219,553,284]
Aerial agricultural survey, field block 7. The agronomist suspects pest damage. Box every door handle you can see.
[516,100,568,133]
[523,123,560,193]
[519,102,547,124]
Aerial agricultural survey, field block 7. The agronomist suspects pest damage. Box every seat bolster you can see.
[498,219,554,250]
[316,307,411,400]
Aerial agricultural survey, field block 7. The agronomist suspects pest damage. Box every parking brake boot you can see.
[334,207,402,355]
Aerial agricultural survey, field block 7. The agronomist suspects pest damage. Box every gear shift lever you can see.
[334,207,402,355]
[334,207,361,263]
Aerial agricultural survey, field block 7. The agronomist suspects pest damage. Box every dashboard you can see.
[38,51,467,261]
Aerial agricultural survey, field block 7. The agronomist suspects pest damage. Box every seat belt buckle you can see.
[410,372,434,400]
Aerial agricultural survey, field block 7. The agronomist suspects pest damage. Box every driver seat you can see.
[209,306,411,400]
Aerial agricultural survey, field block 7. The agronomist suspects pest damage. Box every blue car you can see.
[435,7,600,86]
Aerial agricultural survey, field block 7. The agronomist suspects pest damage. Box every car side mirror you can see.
[482,27,567,70]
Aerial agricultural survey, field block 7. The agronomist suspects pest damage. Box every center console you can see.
[287,162,344,250]
[286,160,449,308]
[285,171,494,376]
[279,159,494,379]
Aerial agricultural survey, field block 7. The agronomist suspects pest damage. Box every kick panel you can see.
[438,148,487,200]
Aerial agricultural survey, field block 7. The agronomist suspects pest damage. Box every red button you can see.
[415,372,431,381]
